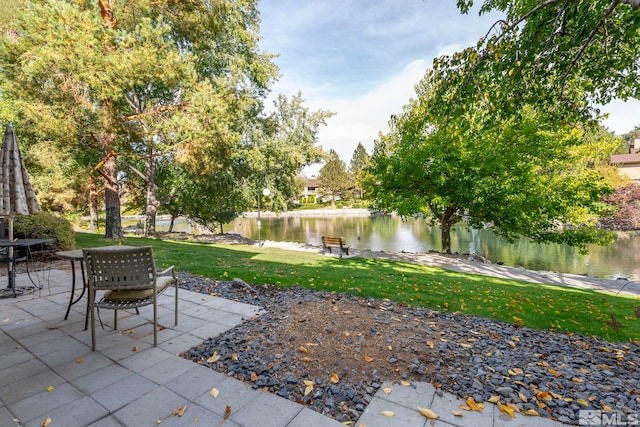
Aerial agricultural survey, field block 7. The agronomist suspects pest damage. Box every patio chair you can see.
[83,246,178,351]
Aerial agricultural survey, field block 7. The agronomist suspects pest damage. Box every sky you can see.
[258,0,640,177]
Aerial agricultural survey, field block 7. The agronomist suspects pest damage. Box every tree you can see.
[318,150,351,208]
[349,142,370,199]
[246,92,334,209]
[368,67,615,254]
[451,1,640,117]
[0,0,278,238]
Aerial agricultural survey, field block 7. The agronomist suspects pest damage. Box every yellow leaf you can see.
[304,386,313,396]
[331,372,340,383]
[45,386,54,392]
[303,380,315,387]
[362,355,374,362]
[380,411,395,417]
[498,403,515,418]
[601,402,614,412]
[231,353,238,361]
[518,392,528,402]
[209,387,219,398]
[298,346,308,353]
[172,405,188,417]
[508,367,523,376]
[41,417,52,427]
[400,380,410,386]
[507,402,520,413]
[207,352,220,363]
[487,395,500,403]
[132,346,138,352]
[537,391,552,401]
[76,358,85,364]
[466,397,483,411]
[577,398,589,407]
[250,372,258,382]
[451,410,463,417]
[548,368,562,377]
[341,422,353,426]
[459,404,472,411]
[417,407,439,419]
[523,409,540,416]
[572,377,584,383]
[301,357,312,362]
[382,386,392,395]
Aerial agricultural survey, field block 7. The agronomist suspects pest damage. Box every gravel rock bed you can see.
[177,272,640,425]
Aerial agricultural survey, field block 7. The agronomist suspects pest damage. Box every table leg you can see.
[63,260,77,320]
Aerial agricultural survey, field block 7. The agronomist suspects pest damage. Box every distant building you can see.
[302,177,319,203]
[610,136,640,182]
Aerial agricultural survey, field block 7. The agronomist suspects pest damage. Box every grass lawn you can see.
[74,232,640,343]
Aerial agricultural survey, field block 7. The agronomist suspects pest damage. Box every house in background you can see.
[611,136,640,182]
[302,177,319,203]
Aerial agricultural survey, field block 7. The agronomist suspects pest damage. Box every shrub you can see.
[10,212,75,251]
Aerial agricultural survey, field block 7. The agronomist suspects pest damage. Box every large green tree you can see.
[368,68,615,254]
[0,0,278,238]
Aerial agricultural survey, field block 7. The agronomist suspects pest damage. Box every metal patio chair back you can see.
[83,246,178,350]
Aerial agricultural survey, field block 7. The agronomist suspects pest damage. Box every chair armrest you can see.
[157,265,176,279]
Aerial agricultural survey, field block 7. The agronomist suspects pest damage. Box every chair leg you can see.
[153,298,157,347]
[90,301,96,352]
[113,309,117,330]
[174,283,178,326]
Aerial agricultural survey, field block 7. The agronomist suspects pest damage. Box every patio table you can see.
[0,238,53,297]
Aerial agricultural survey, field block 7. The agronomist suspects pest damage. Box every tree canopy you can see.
[318,150,351,208]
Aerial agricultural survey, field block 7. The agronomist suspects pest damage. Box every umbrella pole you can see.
[7,217,15,293]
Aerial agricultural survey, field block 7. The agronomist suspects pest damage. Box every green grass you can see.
[74,232,640,343]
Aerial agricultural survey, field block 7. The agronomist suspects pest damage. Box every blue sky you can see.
[258,0,639,176]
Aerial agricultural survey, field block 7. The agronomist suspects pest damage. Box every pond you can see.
[154,212,640,282]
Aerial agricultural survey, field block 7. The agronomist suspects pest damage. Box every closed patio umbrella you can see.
[1,123,42,291]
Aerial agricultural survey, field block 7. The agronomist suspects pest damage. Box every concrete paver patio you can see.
[0,269,572,426]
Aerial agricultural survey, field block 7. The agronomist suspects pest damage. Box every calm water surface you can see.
[157,214,640,281]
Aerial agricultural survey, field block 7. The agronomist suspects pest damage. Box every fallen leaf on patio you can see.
[572,377,584,383]
[209,387,219,398]
[417,407,439,419]
[459,404,472,411]
[362,355,374,362]
[331,372,340,383]
[304,385,313,396]
[523,409,540,416]
[298,346,308,353]
[132,346,138,352]
[466,397,483,411]
[382,386,392,395]
[577,398,589,407]
[341,421,352,425]
[380,410,395,417]
[46,386,54,392]
[487,395,500,403]
[193,417,199,422]
[507,402,520,413]
[498,403,515,418]
[518,392,528,402]
[250,372,258,382]
[76,358,84,363]
[508,367,523,375]
[451,410,463,417]
[207,352,220,363]
[41,417,52,427]
[172,405,188,417]
[301,357,312,362]
[231,353,238,361]
[400,380,410,386]
[122,328,135,334]
[303,380,315,387]
[223,405,231,419]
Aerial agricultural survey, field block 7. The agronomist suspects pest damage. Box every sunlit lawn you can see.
[75,232,640,343]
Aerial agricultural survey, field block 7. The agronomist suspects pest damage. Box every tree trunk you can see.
[89,175,99,232]
[144,148,159,237]
[330,195,336,208]
[103,154,123,239]
[441,221,452,254]
[169,215,175,232]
